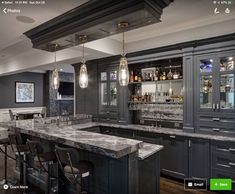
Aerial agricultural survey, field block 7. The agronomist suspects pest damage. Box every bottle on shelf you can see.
[167,69,173,80]
[138,72,142,82]
[154,68,159,81]
[173,70,180,79]
[134,71,138,82]
[162,72,166,80]
[151,71,154,81]
[130,71,134,83]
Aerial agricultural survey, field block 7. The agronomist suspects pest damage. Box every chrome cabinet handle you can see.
[212,128,220,132]
[212,117,220,121]
[229,162,235,166]
[216,163,231,168]
[216,103,220,110]
[212,104,216,111]
[229,148,235,152]
[169,135,176,139]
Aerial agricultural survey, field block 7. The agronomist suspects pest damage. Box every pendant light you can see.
[79,35,88,88]
[118,22,129,86]
[52,44,60,90]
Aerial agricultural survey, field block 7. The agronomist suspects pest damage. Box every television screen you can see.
[58,82,74,96]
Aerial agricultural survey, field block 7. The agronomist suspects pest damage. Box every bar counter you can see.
[9,120,143,159]
[5,119,162,194]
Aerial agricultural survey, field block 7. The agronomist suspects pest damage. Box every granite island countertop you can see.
[8,120,144,159]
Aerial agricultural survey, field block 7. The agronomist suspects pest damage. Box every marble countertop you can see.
[138,143,163,160]
[60,121,235,142]
[8,120,144,159]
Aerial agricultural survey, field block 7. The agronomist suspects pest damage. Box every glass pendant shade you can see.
[52,68,60,90]
[79,62,88,88]
[119,56,129,86]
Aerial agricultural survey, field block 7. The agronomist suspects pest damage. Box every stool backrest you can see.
[55,145,79,166]
[8,133,23,145]
[9,110,15,121]
[26,140,43,156]
[8,133,23,154]
[41,107,47,118]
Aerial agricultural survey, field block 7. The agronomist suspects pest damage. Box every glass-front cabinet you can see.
[99,66,118,122]
[196,51,235,136]
[197,52,235,112]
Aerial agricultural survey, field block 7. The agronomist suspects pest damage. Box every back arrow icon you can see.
[3,8,7,14]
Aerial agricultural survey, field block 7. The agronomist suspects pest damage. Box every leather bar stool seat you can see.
[64,160,92,182]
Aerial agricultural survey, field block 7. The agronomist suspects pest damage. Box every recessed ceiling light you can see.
[16,16,35,23]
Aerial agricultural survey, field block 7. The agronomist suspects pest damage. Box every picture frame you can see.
[15,82,35,103]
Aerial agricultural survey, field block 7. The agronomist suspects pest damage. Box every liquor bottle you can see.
[173,70,179,79]
[167,69,173,80]
[151,71,154,81]
[154,68,159,81]
[134,71,138,82]
[138,72,142,82]
[130,71,134,82]
[162,72,166,80]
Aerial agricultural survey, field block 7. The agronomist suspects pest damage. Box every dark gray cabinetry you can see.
[98,65,119,122]
[195,51,235,136]
[211,140,235,191]
[189,138,210,180]
[160,135,189,179]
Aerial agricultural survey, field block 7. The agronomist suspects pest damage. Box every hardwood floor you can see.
[160,177,217,194]
[1,145,219,194]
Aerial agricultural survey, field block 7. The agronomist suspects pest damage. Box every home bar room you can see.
[0,0,235,194]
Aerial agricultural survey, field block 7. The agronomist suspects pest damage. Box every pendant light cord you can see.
[54,44,57,67]
[83,43,85,61]
[122,32,125,57]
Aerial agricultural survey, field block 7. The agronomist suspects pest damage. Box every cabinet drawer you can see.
[198,115,235,124]
[212,141,235,172]
[212,141,235,156]
[211,169,235,191]
[212,153,235,173]
[197,114,235,136]
[198,125,235,136]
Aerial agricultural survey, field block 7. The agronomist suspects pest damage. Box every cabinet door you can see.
[196,54,216,112]
[189,138,210,181]
[216,51,235,113]
[160,135,188,179]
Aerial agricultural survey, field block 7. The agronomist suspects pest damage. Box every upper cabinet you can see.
[197,52,234,112]
[195,51,235,135]
[99,65,119,122]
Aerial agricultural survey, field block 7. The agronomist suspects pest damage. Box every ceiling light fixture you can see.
[52,44,60,90]
[79,35,88,89]
[118,22,129,86]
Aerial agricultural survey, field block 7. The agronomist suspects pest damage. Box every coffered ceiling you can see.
[0,0,235,75]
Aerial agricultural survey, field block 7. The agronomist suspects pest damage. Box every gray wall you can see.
[0,72,45,108]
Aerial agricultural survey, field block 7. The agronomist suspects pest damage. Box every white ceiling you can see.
[0,0,235,75]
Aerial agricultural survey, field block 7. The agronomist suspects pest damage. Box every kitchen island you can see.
[8,119,163,194]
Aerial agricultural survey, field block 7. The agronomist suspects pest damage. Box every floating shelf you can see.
[128,79,183,85]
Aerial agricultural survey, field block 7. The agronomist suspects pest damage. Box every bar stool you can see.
[26,140,57,194]
[55,145,93,194]
[0,139,8,185]
[8,133,29,194]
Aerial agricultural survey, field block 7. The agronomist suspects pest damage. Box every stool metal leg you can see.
[23,153,27,194]
[4,144,7,184]
[0,144,8,185]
